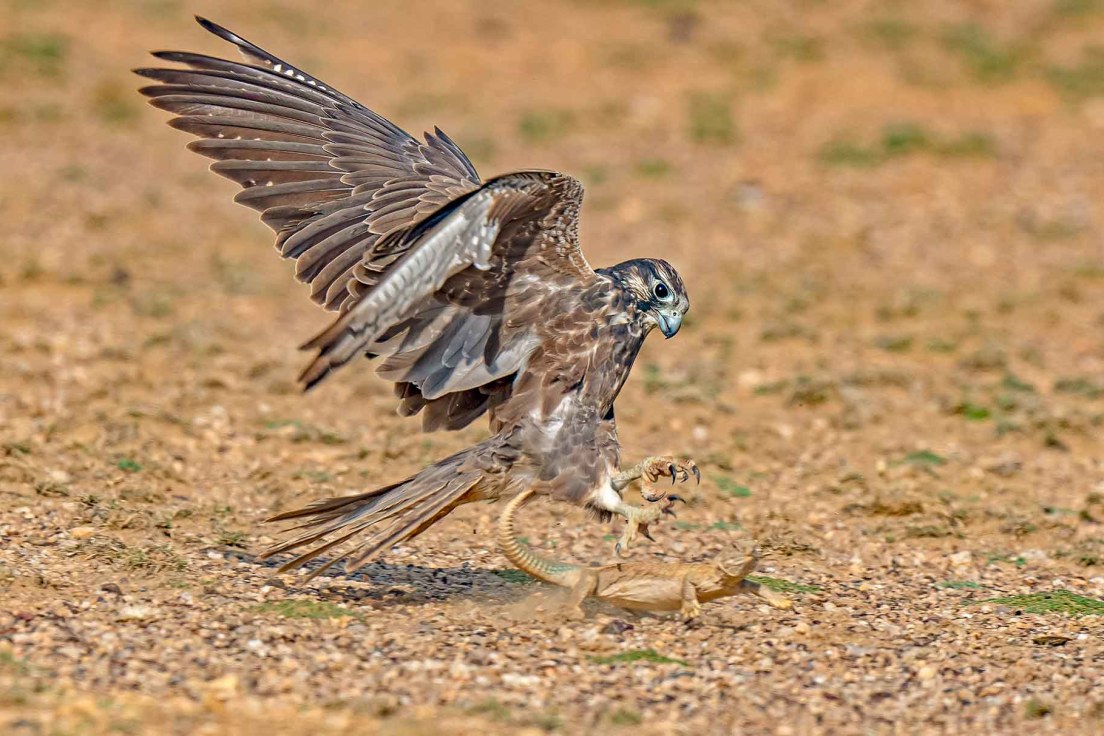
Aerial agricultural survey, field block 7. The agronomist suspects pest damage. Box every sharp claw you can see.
[663,507,677,518]
[668,463,678,483]
[692,466,701,484]
[640,525,656,543]
[667,494,684,504]
[615,541,625,557]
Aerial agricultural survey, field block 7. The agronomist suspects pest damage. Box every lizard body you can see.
[497,488,792,620]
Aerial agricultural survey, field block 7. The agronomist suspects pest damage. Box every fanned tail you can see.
[262,447,486,579]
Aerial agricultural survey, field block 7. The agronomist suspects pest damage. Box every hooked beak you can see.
[656,311,682,338]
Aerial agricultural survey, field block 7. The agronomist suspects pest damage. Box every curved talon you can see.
[639,525,656,543]
[668,463,678,483]
[692,465,701,484]
[663,507,677,518]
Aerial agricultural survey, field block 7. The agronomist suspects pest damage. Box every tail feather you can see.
[265,482,402,523]
[340,476,476,572]
[261,448,486,577]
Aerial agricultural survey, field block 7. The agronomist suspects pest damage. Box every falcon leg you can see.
[611,495,680,557]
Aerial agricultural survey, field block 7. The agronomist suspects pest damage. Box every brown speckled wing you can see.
[136,17,481,312]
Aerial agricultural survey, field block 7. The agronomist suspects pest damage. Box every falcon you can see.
[137,17,698,576]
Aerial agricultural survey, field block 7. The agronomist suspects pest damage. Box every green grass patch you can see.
[255,600,358,619]
[820,123,997,167]
[590,648,691,667]
[985,553,1027,567]
[715,475,752,498]
[1002,373,1036,393]
[635,158,672,178]
[1024,697,1053,719]
[819,139,884,167]
[518,108,575,143]
[263,420,349,445]
[466,698,511,720]
[217,530,248,549]
[492,568,537,584]
[1054,377,1103,399]
[975,590,1104,615]
[1046,47,1104,102]
[936,580,984,590]
[954,402,991,421]
[941,24,1025,83]
[687,92,738,145]
[0,32,68,78]
[0,650,31,675]
[115,457,142,473]
[772,34,825,63]
[92,81,139,126]
[607,707,644,725]
[882,122,929,155]
[904,450,947,467]
[875,334,914,353]
[859,18,917,50]
[746,575,820,594]
[1053,0,1102,17]
[927,338,958,353]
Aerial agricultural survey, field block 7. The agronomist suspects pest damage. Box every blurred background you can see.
[2,1,1104,733]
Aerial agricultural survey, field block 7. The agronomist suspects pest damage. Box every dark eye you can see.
[653,282,670,300]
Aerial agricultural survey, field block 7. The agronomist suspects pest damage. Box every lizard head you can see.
[717,545,760,588]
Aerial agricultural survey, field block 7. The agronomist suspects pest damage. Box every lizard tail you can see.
[263,444,488,579]
[497,487,578,586]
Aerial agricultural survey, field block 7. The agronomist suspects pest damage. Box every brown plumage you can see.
[137,17,694,576]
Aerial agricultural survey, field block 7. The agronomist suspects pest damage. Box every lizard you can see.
[497,487,793,621]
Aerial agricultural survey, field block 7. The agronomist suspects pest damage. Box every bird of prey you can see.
[136,17,698,576]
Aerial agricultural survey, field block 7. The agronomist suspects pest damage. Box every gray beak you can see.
[656,311,682,338]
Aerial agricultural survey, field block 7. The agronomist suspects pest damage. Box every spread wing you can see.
[136,16,481,312]
[138,17,596,430]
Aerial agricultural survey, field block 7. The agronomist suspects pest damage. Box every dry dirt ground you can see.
[2,1,1104,734]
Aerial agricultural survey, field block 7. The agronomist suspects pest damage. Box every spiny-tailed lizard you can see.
[497,487,793,621]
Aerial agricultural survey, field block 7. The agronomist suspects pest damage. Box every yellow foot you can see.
[638,456,700,502]
[611,456,700,499]
[562,606,587,621]
[759,588,794,611]
[680,598,702,622]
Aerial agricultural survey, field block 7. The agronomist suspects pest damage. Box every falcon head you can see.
[605,258,689,338]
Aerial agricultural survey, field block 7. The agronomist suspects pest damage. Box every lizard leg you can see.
[738,579,794,610]
[612,495,680,557]
[564,571,599,620]
[611,456,701,500]
[680,575,702,622]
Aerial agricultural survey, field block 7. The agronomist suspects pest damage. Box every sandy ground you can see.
[2,1,1104,733]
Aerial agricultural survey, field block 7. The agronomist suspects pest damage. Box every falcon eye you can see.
[653,282,670,300]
